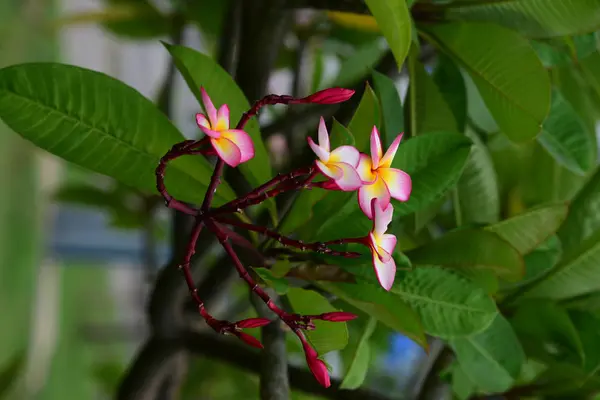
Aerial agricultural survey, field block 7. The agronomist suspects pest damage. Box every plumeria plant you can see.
[155,86,412,386]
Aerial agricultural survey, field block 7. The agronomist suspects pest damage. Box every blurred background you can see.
[0,0,430,399]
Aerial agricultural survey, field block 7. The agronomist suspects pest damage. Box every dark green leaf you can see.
[333,39,388,87]
[0,63,231,205]
[423,22,551,143]
[372,71,404,148]
[569,311,600,374]
[503,235,562,291]
[364,0,412,69]
[340,317,377,389]
[433,53,467,132]
[101,0,171,38]
[0,352,24,398]
[348,84,382,152]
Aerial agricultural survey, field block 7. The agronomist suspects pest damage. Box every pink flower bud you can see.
[291,88,355,105]
[308,357,331,388]
[236,317,272,329]
[236,332,264,349]
[317,311,358,322]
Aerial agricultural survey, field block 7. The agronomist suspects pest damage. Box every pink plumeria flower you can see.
[196,87,255,167]
[368,199,397,291]
[307,117,362,191]
[357,127,412,219]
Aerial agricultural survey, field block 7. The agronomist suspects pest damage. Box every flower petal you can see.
[211,137,242,167]
[356,154,376,184]
[198,123,221,139]
[370,126,383,169]
[329,145,360,167]
[379,233,397,256]
[380,133,404,168]
[358,176,391,219]
[308,137,330,162]
[221,129,255,163]
[380,167,412,202]
[372,199,394,236]
[216,104,230,131]
[201,87,218,127]
[316,160,343,180]
[331,161,362,191]
[318,117,330,152]
[372,250,396,291]
[308,358,331,388]
[235,331,264,349]
[195,113,210,129]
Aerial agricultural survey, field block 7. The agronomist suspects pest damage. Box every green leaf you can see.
[570,311,600,374]
[348,84,382,152]
[538,89,594,175]
[486,203,569,254]
[0,352,24,398]
[523,229,600,300]
[163,44,273,209]
[442,0,600,38]
[372,71,404,148]
[458,269,499,295]
[333,39,388,87]
[364,0,412,69]
[406,229,524,281]
[391,131,472,217]
[391,266,498,338]
[423,22,551,143]
[286,288,349,355]
[340,317,377,390]
[507,235,563,289]
[254,268,289,295]
[319,282,427,348]
[101,0,171,38]
[433,53,468,132]
[406,56,458,135]
[455,129,500,225]
[451,364,477,400]
[559,168,600,254]
[450,315,525,393]
[0,63,232,205]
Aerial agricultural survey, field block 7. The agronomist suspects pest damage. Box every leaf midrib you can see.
[394,288,494,314]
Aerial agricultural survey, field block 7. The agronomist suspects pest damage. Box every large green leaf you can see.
[486,203,569,254]
[286,288,349,355]
[348,84,382,152]
[523,229,600,300]
[570,311,600,374]
[333,39,389,87]
[455,129,500,225]
[538,89,594,175]
[391,266,498,338]
[442,0,600,38]
[320,282,427,348]
[406,56,458,135]
[391,131,472,216]
[372,70,404,148]
[406,229,524,281]
[364,0,412,69]
[433,53,467,132]
[423,22,551,143]
[450,315,525,393]
[0,63,232,205]
[559,168,600,254]
[164,44,272,206]
[340,317,377,390]
[508,235,562,290]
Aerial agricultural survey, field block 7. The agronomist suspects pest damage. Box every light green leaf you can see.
[340,317,377,390]
[364,0,412,69]
[391,131,472,217]
[391,266,498,338]
[451,315,525,393]
[538,89,594,175]
[423,22,551,143]
[0,63,232,205]
[333,39,388,87]
[455,129,500,225]
[163,44,273,209]
[442,0,600,38]
[254,268,289,295]
[320,282,427,348]
[406,229,524,281]
[348,84,381,152]
[286,288,349,355]
[372,70,404,148]
[451,364,477,400]
[486,203,569,254]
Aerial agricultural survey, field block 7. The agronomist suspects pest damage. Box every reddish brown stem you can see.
[215,216,364,258]
[237,94,296,130]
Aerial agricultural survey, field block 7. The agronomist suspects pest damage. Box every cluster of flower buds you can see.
[156,86,412,388]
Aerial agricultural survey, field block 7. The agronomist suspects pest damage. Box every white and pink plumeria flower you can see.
[196,87,255,167]
[307,117,363,191]
[356,127,412,219]
[368,199,398,291]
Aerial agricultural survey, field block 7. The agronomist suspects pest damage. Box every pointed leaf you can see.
[450,315,525,393]
[340,317,377,390]
[0,63,232,205]
[372,71,404,148]
[423,22,551,143]
[348,84,381,152]
[254,267,289,295]
[364,0,412,69]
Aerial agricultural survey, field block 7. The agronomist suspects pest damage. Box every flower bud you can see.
[291,88,355,105]
[236,332,264,349]
[316,311,358,322]
[307,358,331,388]
[236,317,272,329]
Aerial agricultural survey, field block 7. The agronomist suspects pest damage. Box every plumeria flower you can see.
[368,199,397,291]
[308,117,362,191]
[196,87,255,167]
[357,127,412,219]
